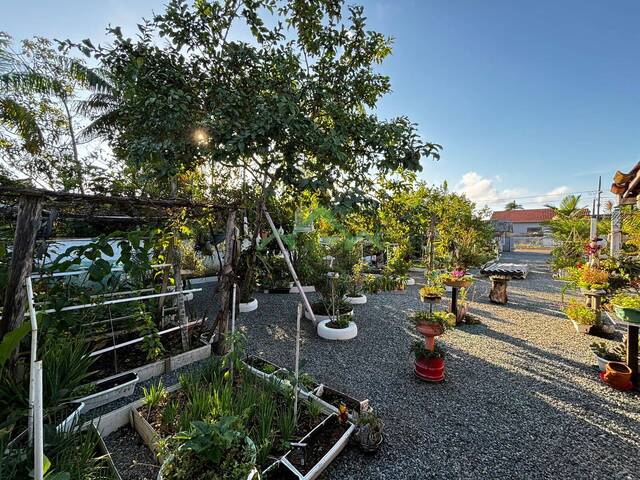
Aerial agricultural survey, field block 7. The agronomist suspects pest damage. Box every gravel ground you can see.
[104,425,158,480]
[237,252,640,480]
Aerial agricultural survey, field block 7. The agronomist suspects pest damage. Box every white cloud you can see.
[534,186,570,205]
[454,172,572,210]
[455,171,526,208]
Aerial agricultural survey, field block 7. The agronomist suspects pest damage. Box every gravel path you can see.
[238,252,640,480]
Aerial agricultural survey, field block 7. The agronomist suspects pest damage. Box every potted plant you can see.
[611,292,640,324]
[440,267,473,289]
[411,311,455,337]
[602,361,633,390]
[158,417,259,480]
[307,271,354,322]
[590,342,624,372]
[411,339,446,382]
[563,300,598,334]
[419,284,445,302]
[317,313,358,340]
[353,410,383,453]
[343,260,367,305]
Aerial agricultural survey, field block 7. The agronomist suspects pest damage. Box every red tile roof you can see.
[490,208,556,223]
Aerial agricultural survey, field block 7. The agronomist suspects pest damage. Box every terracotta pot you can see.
[416,322,445,337]
[414,357,445,382]
[604,362,632,389]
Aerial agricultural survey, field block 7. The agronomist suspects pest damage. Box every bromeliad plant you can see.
[563,265,609,291]
[611,292,640,310]
[419,285,445,301]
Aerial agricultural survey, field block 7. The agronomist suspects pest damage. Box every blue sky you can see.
[4,0,636,210]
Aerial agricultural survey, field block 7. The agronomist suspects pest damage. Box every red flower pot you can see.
[414,357,445,382]
[416,322,445,337]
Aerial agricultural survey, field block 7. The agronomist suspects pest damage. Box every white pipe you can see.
[26,277,38,443]
[33,361,44,480]
[37,288,202,315]
[30,263,172,279]
[263,208,317,325]
[88,319,203,357]
[293,303,302,423]
[231,283,237,381]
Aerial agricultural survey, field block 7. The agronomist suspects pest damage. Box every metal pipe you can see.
[33,361,44,480]
[293,303,302,424]
[26,277,38,443]
[88,318,203,357]
[38,288,202,315]
[30,263,172,279]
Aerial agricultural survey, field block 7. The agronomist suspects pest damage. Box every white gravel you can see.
[239,252,640,480]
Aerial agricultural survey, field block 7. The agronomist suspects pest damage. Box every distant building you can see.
[490,208,556,235]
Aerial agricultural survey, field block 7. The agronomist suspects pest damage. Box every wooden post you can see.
[489,276,509,305]
[215,210,237,354]
[1,194,43,366]
[627,326,639,386]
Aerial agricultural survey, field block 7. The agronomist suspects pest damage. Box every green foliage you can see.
[327,315,351,329]
[138,305,165,362]
[411,340,445,360]
[161,418,257,480]
[411,311,456,329]
[590,342,624,362]
[564,300,597,325]
[143,380,168,418]
[611,292,640,310]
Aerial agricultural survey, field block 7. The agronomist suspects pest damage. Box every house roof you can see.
[490,208,556,223]
[611,162,640,199]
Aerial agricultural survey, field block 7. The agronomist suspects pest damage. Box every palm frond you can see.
[0,97,44,153]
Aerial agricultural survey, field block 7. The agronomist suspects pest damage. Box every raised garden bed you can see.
[79,371,139,411]
[280,413,354,480]
[311,385,369,414]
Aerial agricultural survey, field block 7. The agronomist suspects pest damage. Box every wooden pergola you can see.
[610,162,640,257]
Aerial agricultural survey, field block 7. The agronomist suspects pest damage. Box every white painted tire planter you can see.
[305,308,353,324]
[594,355,616,372]
[317,319,358,340]
[404,278,416,286]
[343,294,367,305]
[240,298,258,313]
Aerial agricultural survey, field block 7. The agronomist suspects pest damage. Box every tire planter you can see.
[305,308,353,323]
[595,355,612,372]
[343,294,367,305]
[613,305,640,324]
[79,372,139,411]
[414,357,445,382]
[317,319,357,340]
[404,278,416,286]
[240,298,258,313]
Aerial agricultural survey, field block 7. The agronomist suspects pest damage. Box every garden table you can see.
[606,311,639,387]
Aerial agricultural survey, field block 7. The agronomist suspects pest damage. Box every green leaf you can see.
[0,321,31,369]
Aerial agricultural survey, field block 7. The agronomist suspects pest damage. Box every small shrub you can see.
[564,300,597,325]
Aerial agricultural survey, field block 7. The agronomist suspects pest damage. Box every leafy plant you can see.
[411,340,446,360]
[143,380,167,419]
[138,304,165,361]
[564,300,597,325]
[411,311,455,329]
[160,418,257,480]
[277,403,297,451]
[419,284,444,300]
[611,292,640,310]
[162,400,179,430]
[590,342,623,361]
[327,315,351,329]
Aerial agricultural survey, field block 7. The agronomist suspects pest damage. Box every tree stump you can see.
[489,276,509,304]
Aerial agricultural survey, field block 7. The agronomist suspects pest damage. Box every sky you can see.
[3,0,637,211]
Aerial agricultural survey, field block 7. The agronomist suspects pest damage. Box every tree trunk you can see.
[1,194,43,367]
[215,210,237,354]
[489,277,509,304]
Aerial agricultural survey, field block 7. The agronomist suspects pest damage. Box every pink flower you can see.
[452,267,465,279]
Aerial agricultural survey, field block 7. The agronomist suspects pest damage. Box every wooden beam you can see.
[0,194,43,365]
